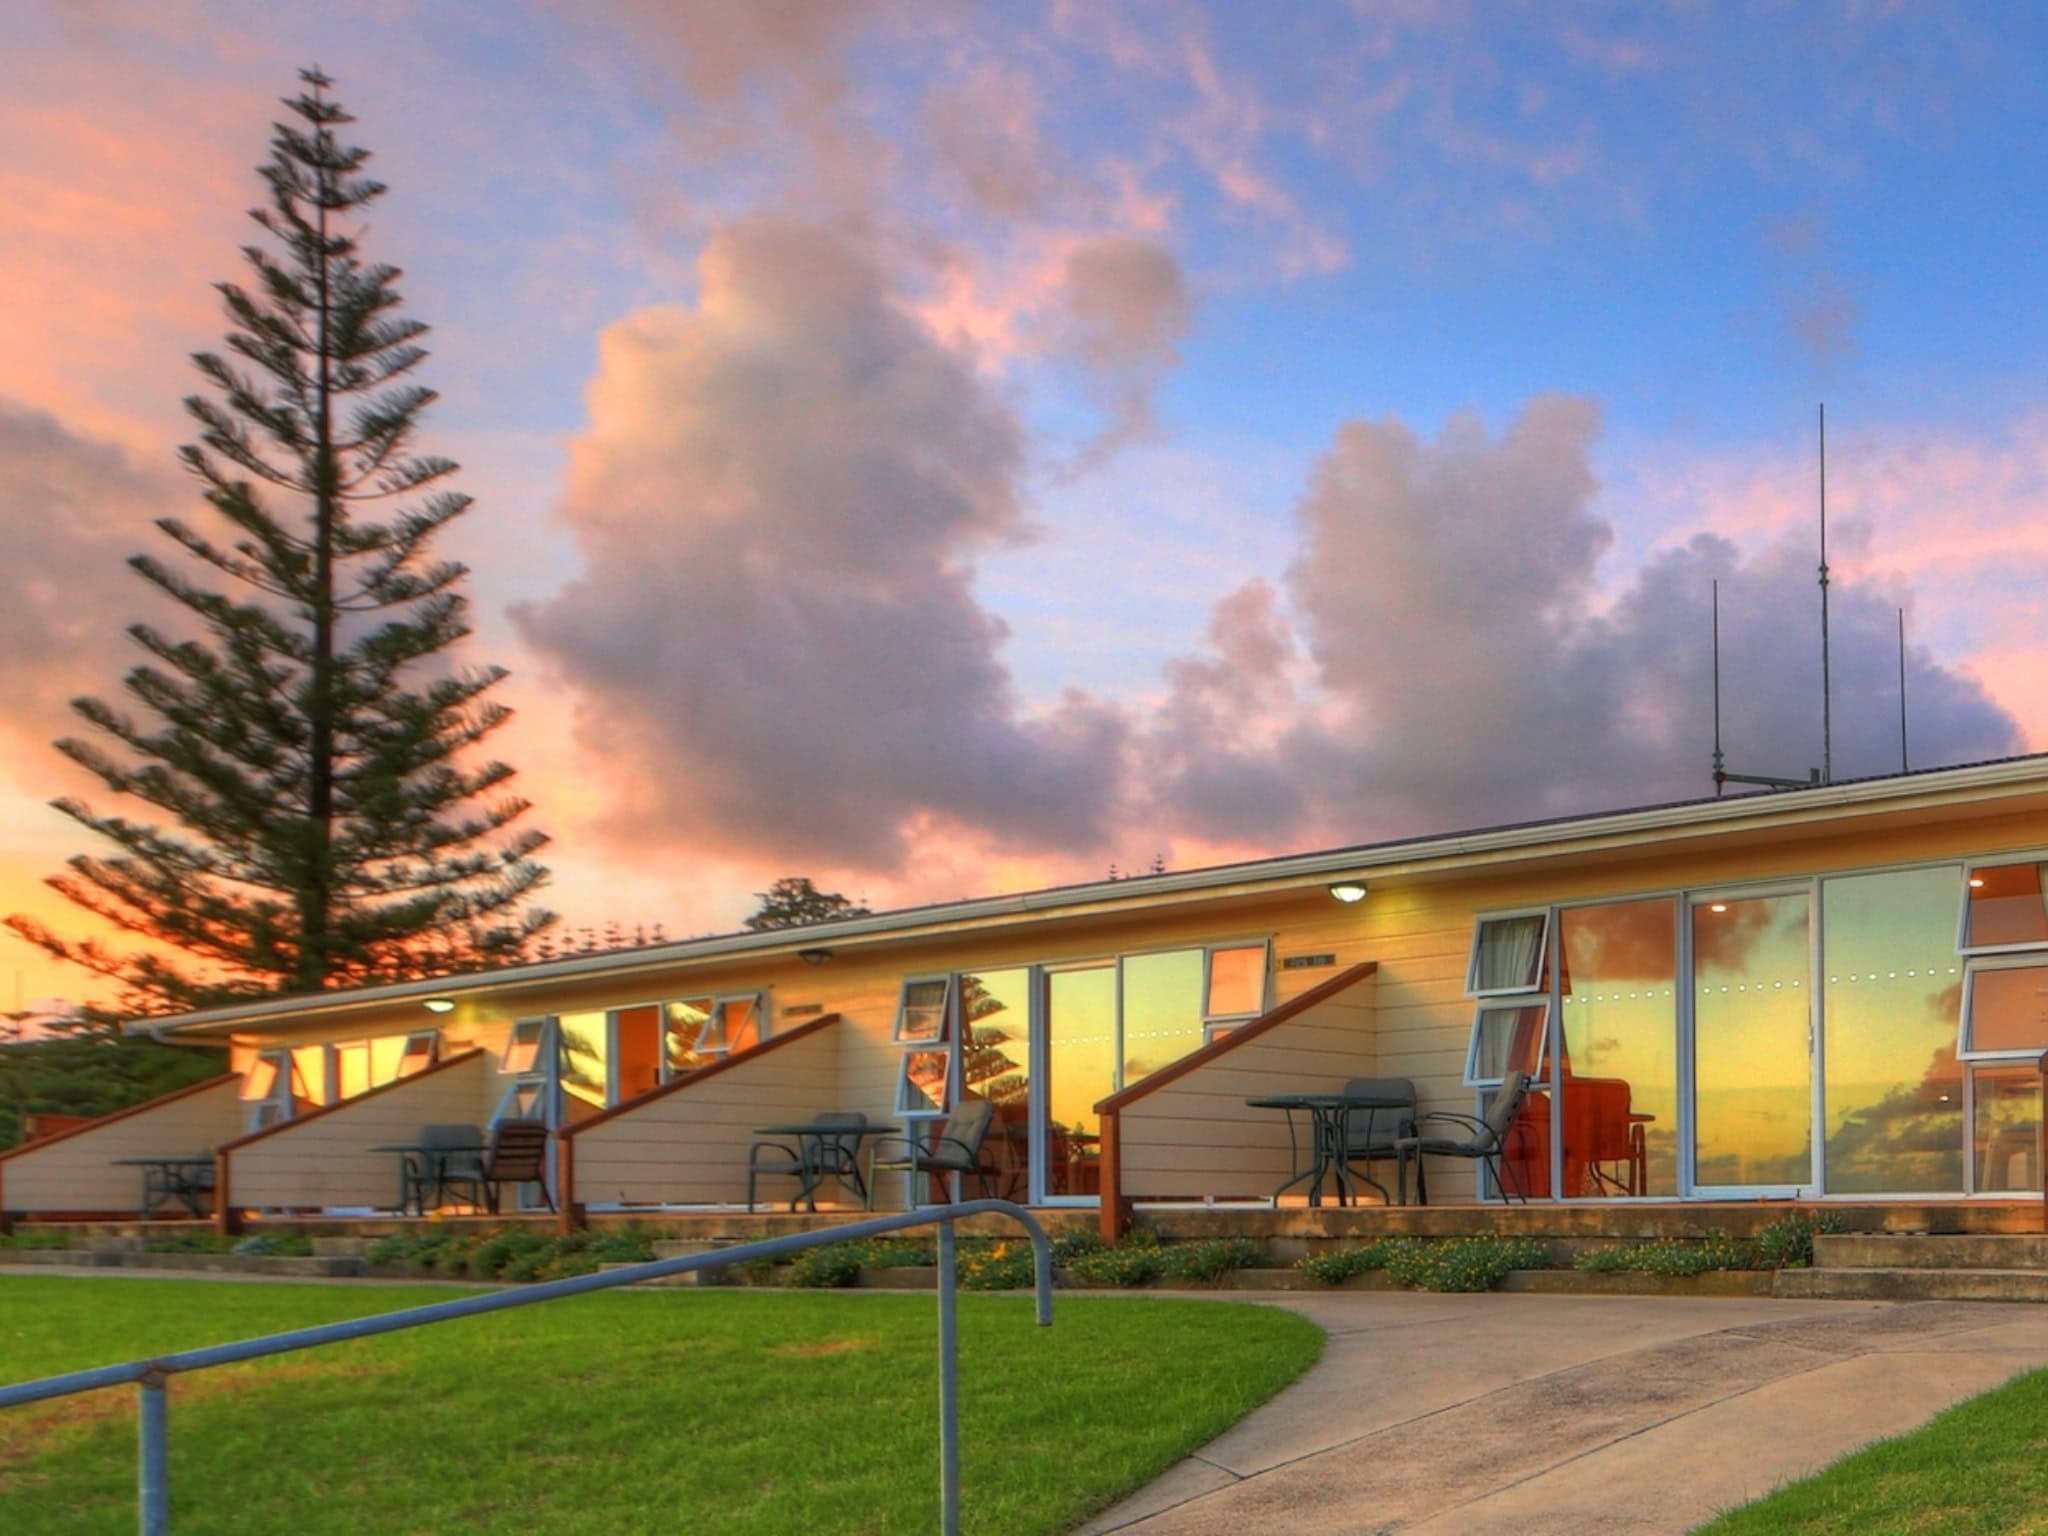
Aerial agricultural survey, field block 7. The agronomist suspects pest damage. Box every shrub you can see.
[1161,1238,1265,1283]
[959,1240,1037,1291]
[1300,1236,1545,1292]
[1050,1230,1104,1266]
[1573,1232,1748,1276]
[1748,1212,1845,1270]
[1382,1235,1548,1292]
[0,1229,72,1251]
[1065,1240,1166,1288]
[466,1228,549,1279]
[855,1236,934,1269]
[783,1243,864,1289]
[1296,1242,1394,1285]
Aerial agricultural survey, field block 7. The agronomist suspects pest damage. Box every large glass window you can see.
[1822,868,1964,1193]
[613,1005,663,1100]
[558,1011,610,1117]
[1121,950,1205,1085]
[1045,965,1115,1197]
[1972,1065,2043,1193]
[961,968,1031,1198]
[1468,913,1550,995]
[1961,861,2048,951]
[1692,892,1812,1189]
[334,1031,439,1101]
[1556,898,1678,1197]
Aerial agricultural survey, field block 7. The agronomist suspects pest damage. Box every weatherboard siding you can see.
[0,1077,244,1215]
[571,1022,843,1208]
[225,1052,491,1211]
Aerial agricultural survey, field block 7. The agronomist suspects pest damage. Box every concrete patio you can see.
[1078,1291,2048,1534]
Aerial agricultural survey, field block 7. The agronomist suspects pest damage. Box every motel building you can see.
[5,753,2047,1256]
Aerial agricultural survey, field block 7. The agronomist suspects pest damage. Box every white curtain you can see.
[1475,915,1545,992]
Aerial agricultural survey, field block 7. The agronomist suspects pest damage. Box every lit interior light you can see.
[423,998,455,1015]
[1969,877,1986,888]
[1708,903,1728,913]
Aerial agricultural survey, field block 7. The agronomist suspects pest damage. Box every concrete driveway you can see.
[1077,1292,2048,1534]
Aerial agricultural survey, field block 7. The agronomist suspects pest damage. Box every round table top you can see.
[753,1122,900,1137]
[1243,1093,1411,1111]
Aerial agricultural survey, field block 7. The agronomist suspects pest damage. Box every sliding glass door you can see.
[1041,965,1116,1201]
[1688,890,1816,1195]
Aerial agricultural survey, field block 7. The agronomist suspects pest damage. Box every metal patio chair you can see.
[868,1098,997,1208]
[439,1118,553,1214]
[1337,1076,1419,1193]
[1394,1071,1532,1206]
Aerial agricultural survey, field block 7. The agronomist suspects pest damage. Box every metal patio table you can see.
[113,1155,216,1219]
[752,1121,900,1211]
[1244,1092,1410,1207]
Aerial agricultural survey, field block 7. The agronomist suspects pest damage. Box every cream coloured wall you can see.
[567,1020,845,1208]
[223,1052,491,1211]
[0,1077,243,1215]
[1112,970,1377,1203]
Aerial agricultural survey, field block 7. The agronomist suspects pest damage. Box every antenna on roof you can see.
[1897,606,1910,773]
[1819,403,1833,786]
[1709,408,1838,797]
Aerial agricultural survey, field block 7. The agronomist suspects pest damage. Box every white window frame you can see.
[242,1048,296,1131]
[500,1017,550,1075]
[1958,858,2048,956]
[894,975,958,1117]
[395,1029,439,1077]
[1958,954,2048,1062]
[1200,940,1272,1042]
[893,975,954,1045]
[694,992,767,1057]
[1464,999,1552,1088]
[1466,908,1552,997]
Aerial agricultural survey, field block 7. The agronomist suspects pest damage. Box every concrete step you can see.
[1775,1266,2048,1303]
[1815,1233,2048,1271]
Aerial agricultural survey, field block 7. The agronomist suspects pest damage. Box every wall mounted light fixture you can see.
[422,998,456,1014]
[797,947,835,966]
[1327,881,1368,904]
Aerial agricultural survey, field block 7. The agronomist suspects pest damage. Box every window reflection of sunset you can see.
[1822,867,1964,1192]
[1560,898,1678,1196]
[1692,894,1811,1187]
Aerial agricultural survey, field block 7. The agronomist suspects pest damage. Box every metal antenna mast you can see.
[1819,403,1833,785]
[1711,580,1725,795]
[1898,607,1910,773]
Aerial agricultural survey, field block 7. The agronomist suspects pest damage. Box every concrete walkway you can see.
[1078,1292,2048,1534]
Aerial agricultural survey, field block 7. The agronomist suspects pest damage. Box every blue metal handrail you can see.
[0,1199,1054,1536]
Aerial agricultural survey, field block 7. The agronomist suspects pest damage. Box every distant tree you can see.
[0,1002,221,1148]
[4,68,552,1023]
[743,877,872,931]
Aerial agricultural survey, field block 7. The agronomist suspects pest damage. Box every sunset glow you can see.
[6,4,2048,1005]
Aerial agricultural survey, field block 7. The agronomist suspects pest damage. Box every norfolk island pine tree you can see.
[6,67,553,1031]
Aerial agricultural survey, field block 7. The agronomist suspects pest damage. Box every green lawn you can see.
[0,1276,1321,1534]
[1695,1367,2048,1535]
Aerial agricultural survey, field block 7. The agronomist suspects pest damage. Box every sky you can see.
[5,0,2048,1009]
